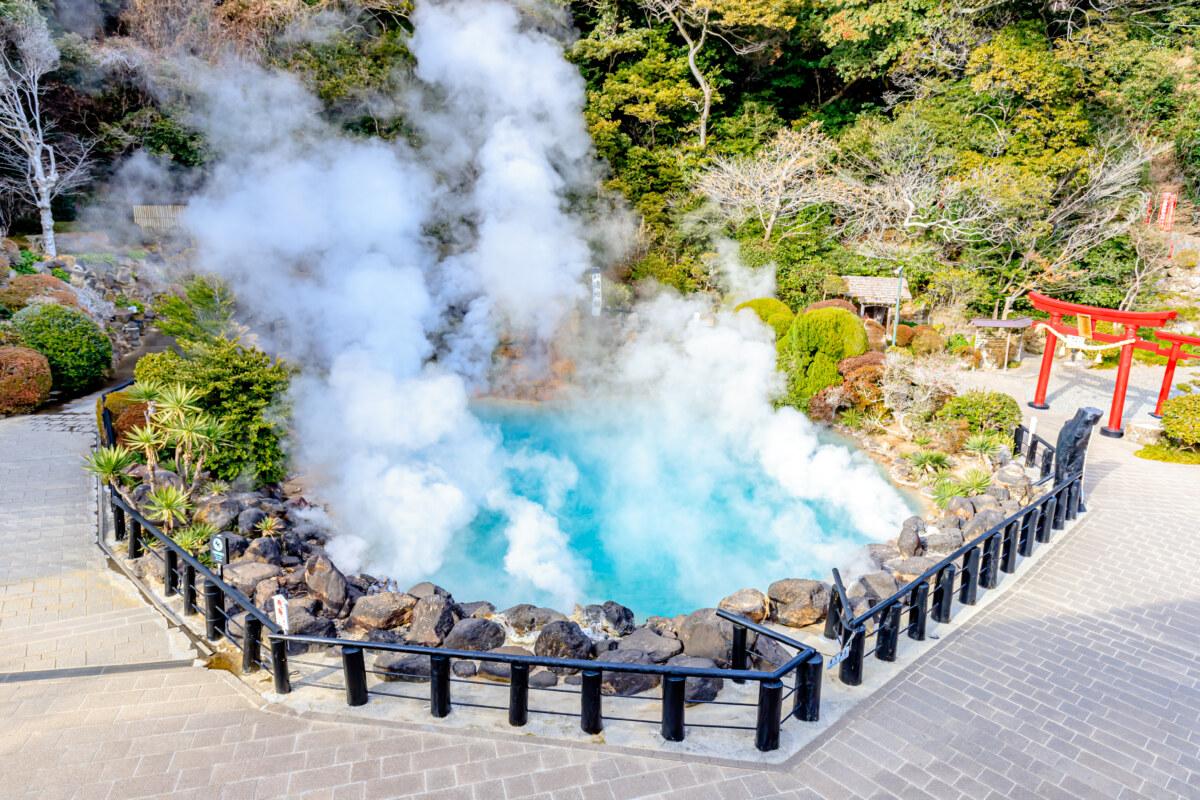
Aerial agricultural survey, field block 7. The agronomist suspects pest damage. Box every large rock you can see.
[751,636,790,672]
[718,588,770,623]
[666,654,723,702]
[617,627,683,663]
[993,463,1032,501]
[238,536,282,565]
[504,604,567,635]
[678,608,753,667]
[533,620,592,672]
[443,618,505,651]
[348,592,416,631]
[898,516,925,557]
[407,582,452,601]
[222,562,282,597]
[963,508,1007,539]
[602,601,635,635]
[598,650,659,696]
[970,494,1000,514]
[767,579,830,628]
[375,653,431,682]
[194,495,241,531]
[884,556,942,583]
[459,601,495,619]
[645,616,679,638]
[850,571,898,604]
[303,555,349,617]
[919,527,964,556]
[866,543,901,569]
[237,507,268,534]
[945,496,975,520]
[478,646,532,682]
[407,595,459,646]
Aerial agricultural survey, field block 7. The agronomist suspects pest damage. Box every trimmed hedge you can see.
[0,274,77,314]
[0,346,52,415]
[804,298,857,314]
[12,304,111,395]
[781,307,868,408]
[1162,393,1200,449]
[936,390,1021,435]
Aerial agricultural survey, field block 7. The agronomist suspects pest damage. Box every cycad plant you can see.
[908,450,951,477]
[931,476,960,508]
[83,445,137,503]
[144,484,192,534]
[255,515,283,537]
[962,432,1002,467]
[125,423,167,489]
[956,468,993,497]
[155,384,202,426]
[173,521,216,560]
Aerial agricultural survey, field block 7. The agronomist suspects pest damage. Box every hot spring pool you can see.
[421,402,917,618]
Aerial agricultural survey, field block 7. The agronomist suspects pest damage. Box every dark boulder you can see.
[452,660,477,678]
[898,516,925,557]
[239,536,282,565]
[478,646,533,682]
[617,627,683,663]
[194,495,240,531]
[598,650,660,696]
[348,592,416,631]
[678,608,753,667]
[963,508,1007,539]
[502,604,566,634]
[443,618,505,651]
[236,507,268,534]
[375,653,431,682]
[767,579,830,628]
[602,601,635,635]
[406,595,459,646]
[407,582,452,601]
[303,555,349,617]
[666,655,723,703]
[529,670,557,688]
[533,620,592,673]
[222,562,282,597]
[459,601,495,619]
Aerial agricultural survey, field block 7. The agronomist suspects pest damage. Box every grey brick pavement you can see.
[1,367,1198,799]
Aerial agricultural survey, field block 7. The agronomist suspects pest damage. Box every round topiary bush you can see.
[804,298,857,314]
[894,324,916,347]
[735,297,793,323]
[936,390,1021,435]
[0,346,52,415]
[12,304,112,395]
[766,311,794,338]
[911,328,945,356]
[1162,393,1200,449]
[782,307,869,407]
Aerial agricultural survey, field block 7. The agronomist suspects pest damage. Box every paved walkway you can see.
[1,362,1198,799]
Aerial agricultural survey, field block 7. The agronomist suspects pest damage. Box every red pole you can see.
[1152,343,1182,418]
[1101,324,1138,438]
[1030,315,1058,410]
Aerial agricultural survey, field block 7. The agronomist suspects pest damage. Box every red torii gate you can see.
[1027,292,1197,438]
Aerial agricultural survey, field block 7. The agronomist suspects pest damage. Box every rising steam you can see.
[177,0,909,612]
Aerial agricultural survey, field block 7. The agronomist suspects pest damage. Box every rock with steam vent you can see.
[534,621,592,672]
[667,654,723,702]
[407,595,459,646]
[617,627,683,663]
[348,592,416,631]
[304,555,349,616]
[443,618,505,651]
[718,588,770,622]
[222,562,282,597]
[768,579,830,628]
[598,650,659,696]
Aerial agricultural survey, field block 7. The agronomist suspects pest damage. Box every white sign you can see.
[590,272,602,317]
[210,533,228,565]
[272,594,289,634]
[827,642,852,670]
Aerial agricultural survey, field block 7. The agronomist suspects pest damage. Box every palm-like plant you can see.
[255,515,283,537]
[125,424,167,489]
[126,381,165,403]
[155,384,202,427]
[962,432,1002,467]
[957,468,993,497]
[908,450,951,476]
[931,477,960,509]
[173,521,216,557]
[83,445,137,502]
[144,484,192,534]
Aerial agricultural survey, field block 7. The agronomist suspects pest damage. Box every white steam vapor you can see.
[174,0,909,612]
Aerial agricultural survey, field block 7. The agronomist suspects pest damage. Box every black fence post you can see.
[112,499,127,541]
[581,669,603,734]
[793,653,822,722]
[839,626,865,686]
[981,533,1000,589]
[1066,481,1080,520]
[243,616,262,674]
[960,547,980,605]
[876,603,902,662]
[908,582,929,641]
[430,655,451,718]
[128,519,142,559]
[1040,449,1054,480]
[163,549,178,596]
[1013,425,1025,456]
[343,646,368,707]
[271,638,291,694]
[182,564,197,615]
[1053,491,1067,529]
[101,407,116,447]
[931,564,956,624]
[1039,498,1056,540]
[509,663,529,727]
[1032,504,1049,544]
[1025,439,1038,468]
[1018,511,1036,557]
[203,580,224,641]
[731,626,748,685]
[755,680,783,752]
[1000,521,1020,573]
[661,674,685,742]
[823,591,843,641]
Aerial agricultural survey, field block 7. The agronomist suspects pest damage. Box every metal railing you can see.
[1013,423,1056,484]
[822,425,1087,687]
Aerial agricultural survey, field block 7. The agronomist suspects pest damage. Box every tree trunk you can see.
[686,39,711,149]
[38,204,56,257]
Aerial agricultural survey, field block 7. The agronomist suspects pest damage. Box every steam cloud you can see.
[177,0,909,612]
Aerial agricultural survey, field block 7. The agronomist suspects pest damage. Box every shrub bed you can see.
[12,304,111,395]
[936,390,1021,435]
[0,346,52,414]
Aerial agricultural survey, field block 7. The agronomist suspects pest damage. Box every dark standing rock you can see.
[945,496,975,520]
[304,555,349,617]
[767,579,831,628]
[919,527,964,556]
[375,653,431,682]
[986,485,1010,502]
[443,618,505,651]
[194,494,241,532]
[751,637,789,672]
[348,592,417,630]
[963,507,1007,539]
[452,660,477,678]
[407,595,459,646]
[533,620,592,672]
[529,670,557,688]
[678,608,753,667]
[602,601,635,635]
[617,627,683,663]
[407,582,452,601]
[237,507,268,534]
[503,604,567,635]
[459,601,495,619]
[666,654,723,702]
[598,650,660,696]
[366,628,405,644]
[898,516,925,557]
[239,536,282,565]
[850,571,899,604]
[479,646,533,682]
[222,562,282,597]
[970,493,1000,514]
[718,588,770,622]
[937,513,964,531]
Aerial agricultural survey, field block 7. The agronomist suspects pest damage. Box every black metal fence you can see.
[1013,422,1056,484]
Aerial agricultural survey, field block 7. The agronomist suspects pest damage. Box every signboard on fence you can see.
[210,533,229,566]
[273,594,290,634]
[827,641,852,670]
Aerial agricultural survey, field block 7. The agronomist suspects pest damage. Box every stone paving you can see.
[1,362,1199,799]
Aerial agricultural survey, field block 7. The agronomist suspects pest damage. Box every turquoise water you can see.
[427,403,911,618]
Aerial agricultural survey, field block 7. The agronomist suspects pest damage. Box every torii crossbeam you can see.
[1027,293,1191,438]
